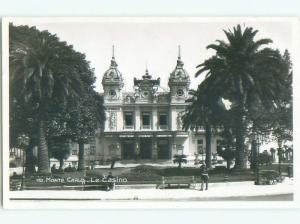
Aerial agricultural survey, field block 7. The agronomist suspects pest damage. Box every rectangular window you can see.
[72,149,78,155]
[197,139,204,154]
[142,112,151,129]
[159,113,168,129]
[124,112,134,129]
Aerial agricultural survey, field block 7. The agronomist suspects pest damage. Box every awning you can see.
[138,135,153,138]
[175,132,189,138]
[157,134,173,137]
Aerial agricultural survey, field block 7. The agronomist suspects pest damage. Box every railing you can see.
[159,125,168,130]
[124,125,134,129]
[141,125,151,129]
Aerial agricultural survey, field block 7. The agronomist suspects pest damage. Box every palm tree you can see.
[196,25,287,169]
[10,25,83,174]
[173,154,188,168]
[182,77,223,169]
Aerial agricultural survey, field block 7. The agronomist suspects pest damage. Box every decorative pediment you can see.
[133,69,160,101]
[123,93,136,104]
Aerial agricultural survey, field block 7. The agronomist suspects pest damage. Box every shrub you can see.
[120,165,160,181]
[211,166,228,174]
[9,162,17,168]
[64,167,77,172]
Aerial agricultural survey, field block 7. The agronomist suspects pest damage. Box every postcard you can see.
[1,17,298,209]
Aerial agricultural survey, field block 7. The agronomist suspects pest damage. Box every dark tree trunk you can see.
[178,161,182,169]
[77,140,85,171]
[250,140,257,170]
[59,158,64,171]
[227,160,231,170]
[37,120,50,174]
[25,139,36,175]
[234,110,247,169]
[205,124,212,169]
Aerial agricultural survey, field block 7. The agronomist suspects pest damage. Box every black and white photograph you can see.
[1,17,297,208]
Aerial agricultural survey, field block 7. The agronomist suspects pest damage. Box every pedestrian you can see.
[200,163,209,191]
[51,164,57,173]
[106,171,115,191]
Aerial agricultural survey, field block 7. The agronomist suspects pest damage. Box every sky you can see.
[11,18,294,94]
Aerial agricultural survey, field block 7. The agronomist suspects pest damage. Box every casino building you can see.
[94,47,222,164]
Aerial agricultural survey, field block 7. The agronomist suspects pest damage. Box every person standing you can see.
[106,172,115,191]
[200,164,209,191]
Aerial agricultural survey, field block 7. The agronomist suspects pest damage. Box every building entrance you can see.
[122,140,135,159]
[139,138,152,159]
[157,138,170,159]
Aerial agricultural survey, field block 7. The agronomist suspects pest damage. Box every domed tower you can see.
[102,45,124,102]
[168,46,190,103]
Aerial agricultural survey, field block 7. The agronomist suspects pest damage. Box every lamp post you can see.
[17,134,29,190]
[255,134,259,185]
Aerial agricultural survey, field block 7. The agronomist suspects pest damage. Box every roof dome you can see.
[169,46,190,83]
[102,46,124,87]
[103,58,122,79]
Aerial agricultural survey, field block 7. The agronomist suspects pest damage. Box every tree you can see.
[182,76,224,169]
[217,120,236,170]
[10,90,38,174]
[173,154,188,168]
[257,152,272,166]
[49,137,71,171]
[55,50,106,171]
[268,51,293,146]
[67,91,105,171]
[10,24,84,174]
[247,50,292,166]
[196,25,288,169]
[217,145,235,170]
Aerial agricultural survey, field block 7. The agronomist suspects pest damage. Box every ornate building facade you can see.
[95,47,222,164]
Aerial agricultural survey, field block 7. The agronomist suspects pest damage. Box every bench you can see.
[10,179,22,191]
[156,176,196,189]
[82,176,113,191]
